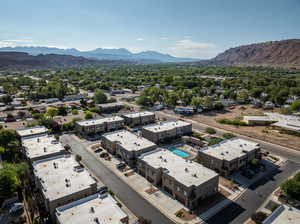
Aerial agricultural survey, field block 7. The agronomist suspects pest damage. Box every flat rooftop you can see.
[140,148,218,187]
[76,116,124,126]
[56,193,127,224]
[122,111,154,118]
[98,102,124,108]
[262,204,300,224]
[33,154,96,201]
[142,120,191,133]
[103,130,156,152]
[22,134,65,160]
[244,115,274,121]
[201,137,260,161]
[17,126,48,137]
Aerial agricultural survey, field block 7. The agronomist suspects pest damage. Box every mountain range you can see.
[211,39,300,67]
[0,52,130,70]
[0,46,197,63]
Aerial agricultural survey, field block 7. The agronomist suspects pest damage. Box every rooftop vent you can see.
[192,173,197,178]
[37,138,40,142]
[44,147,47,152]
[185,168,189,172]
[94,217,99,224]
[53,162,58,169]
[164,159,167,162]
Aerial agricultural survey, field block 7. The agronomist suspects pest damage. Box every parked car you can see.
[94,148,103,153]
[99,152,109,158]
[98,186,108,194]
[9,203,23,214]
[116,162,126,170]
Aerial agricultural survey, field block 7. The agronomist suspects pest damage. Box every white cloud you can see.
[167,39,218,59]
[2,39,32,43]
[136,38,144,41]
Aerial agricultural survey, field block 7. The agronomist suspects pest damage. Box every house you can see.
[137,148,219,209]
[16,126,49,139]
[101,130,157,167]
[33,154,97,220]
[21,134,67,162]
[75,116,124,137]
[263,101,275,110]
[198,137,261,176]
[55,193,129,224]
[63,94,87,102]
[121,111,155,127]
[0,86,4,93]
[262,204,300,224]
[98,102,124,113]
[141,120,192,144]
[39,98,60,104]
[219,99,236,107]
[243,116,275,125]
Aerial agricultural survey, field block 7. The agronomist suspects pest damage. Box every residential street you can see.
[206,160,300,224]
[60,135,175,224]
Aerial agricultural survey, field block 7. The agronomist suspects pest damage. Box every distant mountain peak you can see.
[0,46,198,63]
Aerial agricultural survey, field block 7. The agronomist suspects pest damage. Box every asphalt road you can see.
[155,111,300,164]
[206,160,300,224]
[61,135,174,224]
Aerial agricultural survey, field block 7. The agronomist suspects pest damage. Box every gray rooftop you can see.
[16,126,48,138]
[102,130,156,152]
[201,137,260,161]
[56,193,128,224]
[33,154,96,201]
[122,111,154,119]
[142,120,191,133]
[76,116,124,126]
[262,204,300,224]
[22,134,65,160]
[139,148,218,187]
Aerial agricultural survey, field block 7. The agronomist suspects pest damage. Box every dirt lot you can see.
[191,105,300,151]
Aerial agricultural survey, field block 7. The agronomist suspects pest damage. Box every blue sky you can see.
[0,0,299,58]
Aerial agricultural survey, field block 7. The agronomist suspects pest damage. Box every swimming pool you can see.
[169,148,190,158]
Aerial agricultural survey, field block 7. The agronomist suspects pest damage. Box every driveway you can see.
[61,134,175,224]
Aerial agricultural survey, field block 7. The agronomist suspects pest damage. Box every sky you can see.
[0,0,299,59]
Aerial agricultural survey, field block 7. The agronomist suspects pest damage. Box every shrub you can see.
[75,154,82,162]
[205,127,216,134]
[218,118,248,126]
[193,132,204,140]
[71,109,79,115]
[251,211,267,224]
[208,137,223,146]
[222,133,236,139]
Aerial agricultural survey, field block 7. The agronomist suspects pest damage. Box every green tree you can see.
[57,106,68,116]
[165,91,178,107]
[94,90,107,104]
[191,96,202,109]
[85,111,93,119]
[290,101,300,111]
[71,109,79,115]
[46,107,59,117]
[205,127,216,134]
[0,169,20,197]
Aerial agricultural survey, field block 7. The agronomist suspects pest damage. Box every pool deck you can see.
[167,144,197,160]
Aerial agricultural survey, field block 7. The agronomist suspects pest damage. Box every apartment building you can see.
[141,120,192,144]
[121,111,155,127]
[262,204,300,224]
[137,149,219,209]
[16,126,48,139]
[101,130,157,167]
[21,134,66,162]
[97,102,124,113]
[33,154,97,220]
[56,193,128,224]
[75,116,124,137]
[198,138,261,176]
